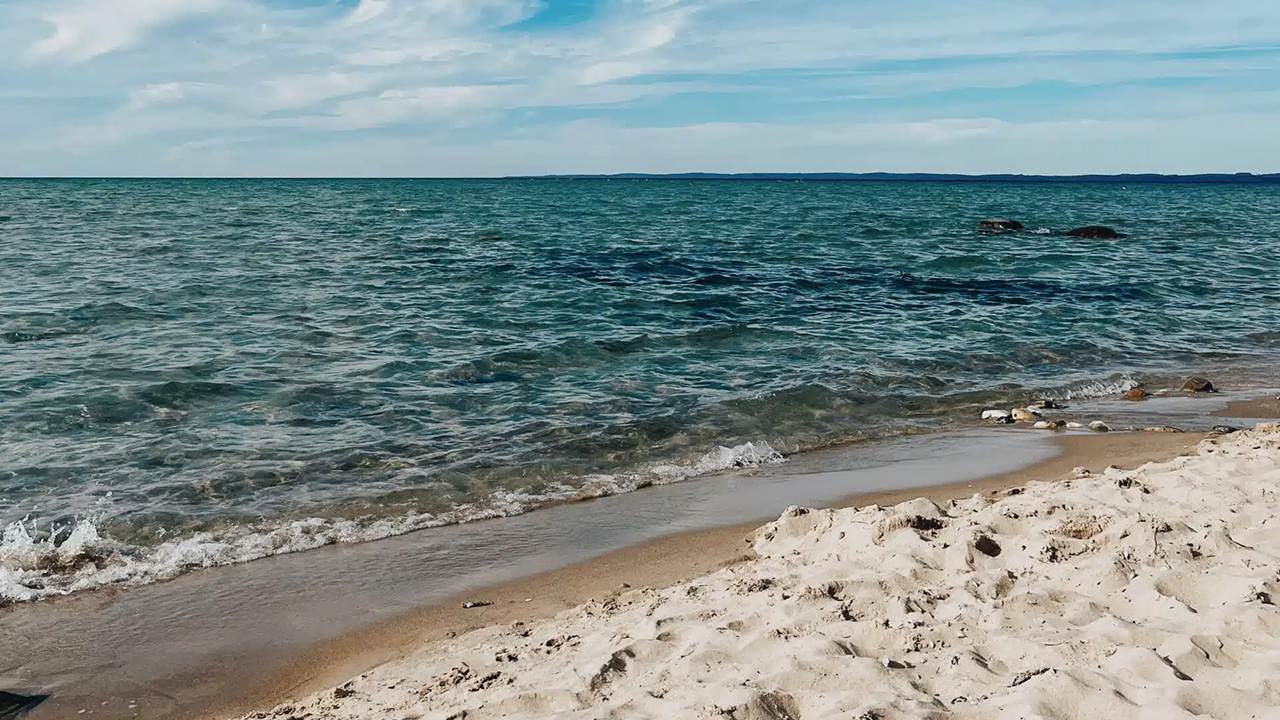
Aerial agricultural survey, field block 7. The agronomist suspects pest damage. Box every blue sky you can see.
[2,0,1280,176]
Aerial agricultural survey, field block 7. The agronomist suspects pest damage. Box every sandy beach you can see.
[222,422,1280,720]
[4,423,1216,720]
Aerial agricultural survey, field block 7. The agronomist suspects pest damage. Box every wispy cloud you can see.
[32,0,227,62]
[3,0,1280,174]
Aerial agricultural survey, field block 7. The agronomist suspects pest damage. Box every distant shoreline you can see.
[513,172,1280,184]
[2,173,1279,183]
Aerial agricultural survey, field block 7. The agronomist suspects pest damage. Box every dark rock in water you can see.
[1211,425,1239,434]
[978,219,1024,233]
[1124,387,1149,401]
[1065,225,1125,239]
[0,691,48,719]
[1029,399,1064,409]
[1181,376,1216,393]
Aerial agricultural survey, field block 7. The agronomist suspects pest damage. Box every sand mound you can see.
[245,424,1280,720]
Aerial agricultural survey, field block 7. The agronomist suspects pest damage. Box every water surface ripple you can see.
[2,179,1278,600]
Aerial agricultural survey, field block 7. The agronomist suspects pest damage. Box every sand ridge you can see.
[244,425,1280,720]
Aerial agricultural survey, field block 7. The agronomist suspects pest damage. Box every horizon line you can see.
[2,171,1279,183]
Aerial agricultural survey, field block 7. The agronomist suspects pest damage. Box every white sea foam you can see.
[0,441,784,605]
[1056,375,1142,400]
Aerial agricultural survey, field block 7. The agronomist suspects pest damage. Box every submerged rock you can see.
[1124,387,1149,401]
[1029,399,1065,409]
[1181,376,1216,393]
[1065,225,1125,239]
[978,219,1024,233]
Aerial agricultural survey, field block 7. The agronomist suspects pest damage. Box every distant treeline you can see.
[514,172,1280,184]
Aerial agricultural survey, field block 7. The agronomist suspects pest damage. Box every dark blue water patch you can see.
[595,333,651,353]
[1245,330,1280,347]
[42,395,156,429]
[887,273,1156,305]
[693,272,751,286]
[446,368,524,385]
[134,381,243,410]
[3,329,72,344]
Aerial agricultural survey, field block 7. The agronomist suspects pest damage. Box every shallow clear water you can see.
[2,178,1278,601]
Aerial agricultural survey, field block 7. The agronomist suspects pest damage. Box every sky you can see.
[2,0,1280,176]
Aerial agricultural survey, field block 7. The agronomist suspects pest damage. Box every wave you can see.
[0,441,783,606]
[1051,374,1143,400]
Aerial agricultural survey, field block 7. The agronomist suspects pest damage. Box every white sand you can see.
[246,425,1280,720]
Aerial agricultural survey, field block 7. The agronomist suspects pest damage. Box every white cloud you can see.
[32,0,226,62]
[256,72,384,112]
[126,81,189,110]
[627,16,682,53]
[5,0,1280,174]
[344,0,390,26]
[342,39,491,67]
[579,60,651,85]
[311,85,496,129]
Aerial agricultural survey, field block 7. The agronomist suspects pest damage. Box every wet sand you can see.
[211,430,1201,720]
[1215,395,1280,419]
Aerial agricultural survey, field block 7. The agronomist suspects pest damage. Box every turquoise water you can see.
[2,178,1279,601]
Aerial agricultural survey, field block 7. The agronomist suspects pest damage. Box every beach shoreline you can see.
[229,422,1280,720]
[3,388,1273,720]
[210,429,1205,720]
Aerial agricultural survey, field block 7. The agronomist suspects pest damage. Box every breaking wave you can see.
[0,441,782,605]
[1053,374,1143,400]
